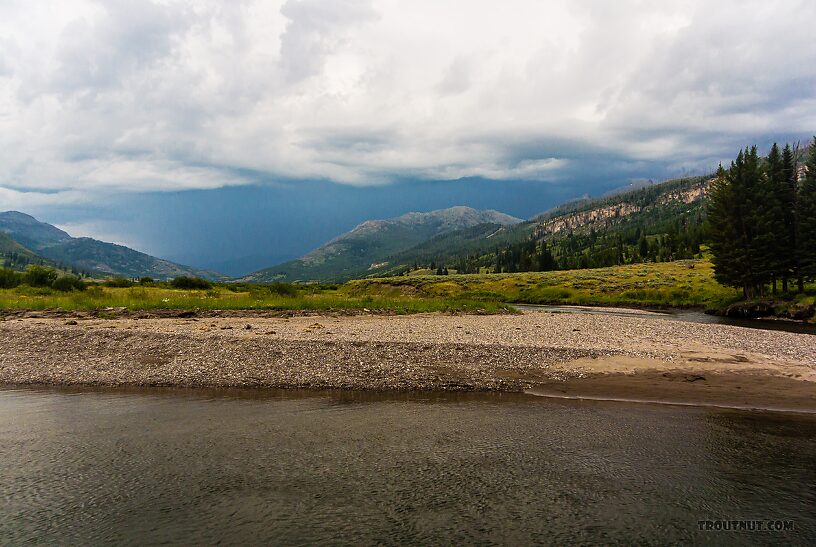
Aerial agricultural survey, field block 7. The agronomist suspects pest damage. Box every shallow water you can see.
[1,387,814,545]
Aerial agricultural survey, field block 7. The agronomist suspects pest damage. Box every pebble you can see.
[0,312,812,392]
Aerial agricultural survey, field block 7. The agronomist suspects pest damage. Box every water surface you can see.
[1,387,814,544]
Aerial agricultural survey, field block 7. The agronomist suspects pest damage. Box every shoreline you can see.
[1,311,814,410]
[4,300,813,326]
[526,370,816,413]
[4,377,816,415]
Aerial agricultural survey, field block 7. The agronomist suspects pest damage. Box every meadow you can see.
[353,259,757,310]
[2,258,813,316]
[0,282,511,315]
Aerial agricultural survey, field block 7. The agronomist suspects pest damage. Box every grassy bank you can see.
[2,258,812,316]
[0,284,510,315]
[351,259,745,310]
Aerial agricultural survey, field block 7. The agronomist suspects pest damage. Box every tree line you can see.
[0,250,93,278]
[0,263,216,292]
[417,211,706,275]
[708,139,816,298]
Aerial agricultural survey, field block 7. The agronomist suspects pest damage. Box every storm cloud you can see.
[0,1,815,272]
[0,0,813,200]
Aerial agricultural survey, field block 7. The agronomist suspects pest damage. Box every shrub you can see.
[170,276,212,290]
[139,277,155,285]
[268,282,299,297]
[128,287,149,299]
[24,265,58,287]
[85,286,105,298]
[0,267,22,289]
[104,277,134,288]
[52,275,86,292]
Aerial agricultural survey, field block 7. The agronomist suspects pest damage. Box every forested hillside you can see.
[245,207,521,282]
[0,232,49,271]
[374,176,711,276]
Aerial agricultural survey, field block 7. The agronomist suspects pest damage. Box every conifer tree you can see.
[757,143,787,293]
[798,137,816,280]
[638,234,648,260]
[743,146,766,293]
[781,144,799,292]
[708,148,766,297]
[708,163,741,291]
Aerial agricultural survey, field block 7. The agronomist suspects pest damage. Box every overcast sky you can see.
[1,0,815,273]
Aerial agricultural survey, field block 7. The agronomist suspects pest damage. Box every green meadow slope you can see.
[245,206,522,282]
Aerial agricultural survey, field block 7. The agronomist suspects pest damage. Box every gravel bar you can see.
[1,311,814,392]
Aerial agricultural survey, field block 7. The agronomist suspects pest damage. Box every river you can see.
[1,387,814,544]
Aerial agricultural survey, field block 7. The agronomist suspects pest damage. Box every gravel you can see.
[0,311,813,392]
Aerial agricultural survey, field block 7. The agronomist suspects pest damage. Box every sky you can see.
[1,0,815,275]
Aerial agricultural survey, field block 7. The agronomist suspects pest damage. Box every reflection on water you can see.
[1,387,814,544]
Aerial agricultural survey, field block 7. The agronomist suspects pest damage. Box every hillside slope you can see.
[245,206,522,282]
[0,211,225,280]
[369,176,712,275]
[0,211,72,250]
[0,231,53,271]
[367,221,538,277]
[532,176,710,236]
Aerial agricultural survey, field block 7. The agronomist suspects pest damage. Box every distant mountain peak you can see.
[1,211,38,221]
[245,206,522,282]
[0,210,73,249]
[353,206,520,230]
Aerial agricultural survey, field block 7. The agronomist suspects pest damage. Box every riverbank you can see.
[1,310,814,411]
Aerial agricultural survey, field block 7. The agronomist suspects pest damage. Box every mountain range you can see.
[2,174,711,283]
[242,207,521,283]
[244,175,711,282]
[0,211,225,280]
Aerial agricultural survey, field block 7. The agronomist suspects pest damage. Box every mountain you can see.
[0,211,225,280]
[244,206,522,282]
[531,176,710,225]
[365,221,537,277]
[527,176,711,269]
[364,176,712,275]
[0,211,72,250]
[0,231,54,271]
[419,176,712,274]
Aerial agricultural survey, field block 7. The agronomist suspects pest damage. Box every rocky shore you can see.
[1,310,815,410]
[715,300,815,321]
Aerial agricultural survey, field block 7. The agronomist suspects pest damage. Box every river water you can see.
[1,387,814,544]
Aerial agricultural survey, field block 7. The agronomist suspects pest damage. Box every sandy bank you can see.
[1,311,814,410]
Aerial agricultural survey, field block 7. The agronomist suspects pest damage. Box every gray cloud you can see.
[279,0,377,83]
[0,0,814,203]
[48,0,187,95]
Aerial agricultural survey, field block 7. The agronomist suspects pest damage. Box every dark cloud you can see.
[0,0,814,269]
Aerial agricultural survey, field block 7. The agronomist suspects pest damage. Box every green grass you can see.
[351,258,747,310]
[2,257,812,316]
[0,284,511,315]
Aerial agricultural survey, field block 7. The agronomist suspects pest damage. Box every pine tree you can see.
[638,234,648,261]
[781,144,799,292]
[708,148,766,298]
[798,137,816,280]
[756,143,787,294]
[708,164,740,289]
